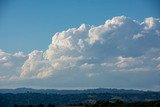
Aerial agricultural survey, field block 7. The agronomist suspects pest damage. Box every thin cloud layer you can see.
[0,16,160,90]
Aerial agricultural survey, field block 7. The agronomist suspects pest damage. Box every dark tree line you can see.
[14,103,55,107]
[0,92,160,107]
[67,100,160,107]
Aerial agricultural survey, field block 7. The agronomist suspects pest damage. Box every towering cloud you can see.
[0,16,160,90]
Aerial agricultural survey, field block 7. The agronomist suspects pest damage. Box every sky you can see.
[0,0,160,90]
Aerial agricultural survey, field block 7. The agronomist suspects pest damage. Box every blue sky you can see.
[0,0,160,90]
[0,0,160,53]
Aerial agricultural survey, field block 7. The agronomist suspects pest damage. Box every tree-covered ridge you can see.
[0,91,160,107]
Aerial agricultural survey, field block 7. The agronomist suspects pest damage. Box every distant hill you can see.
[0,88,160,107]
[0,87,150,94]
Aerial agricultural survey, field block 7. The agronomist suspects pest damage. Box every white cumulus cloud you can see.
[0,16,160,90]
